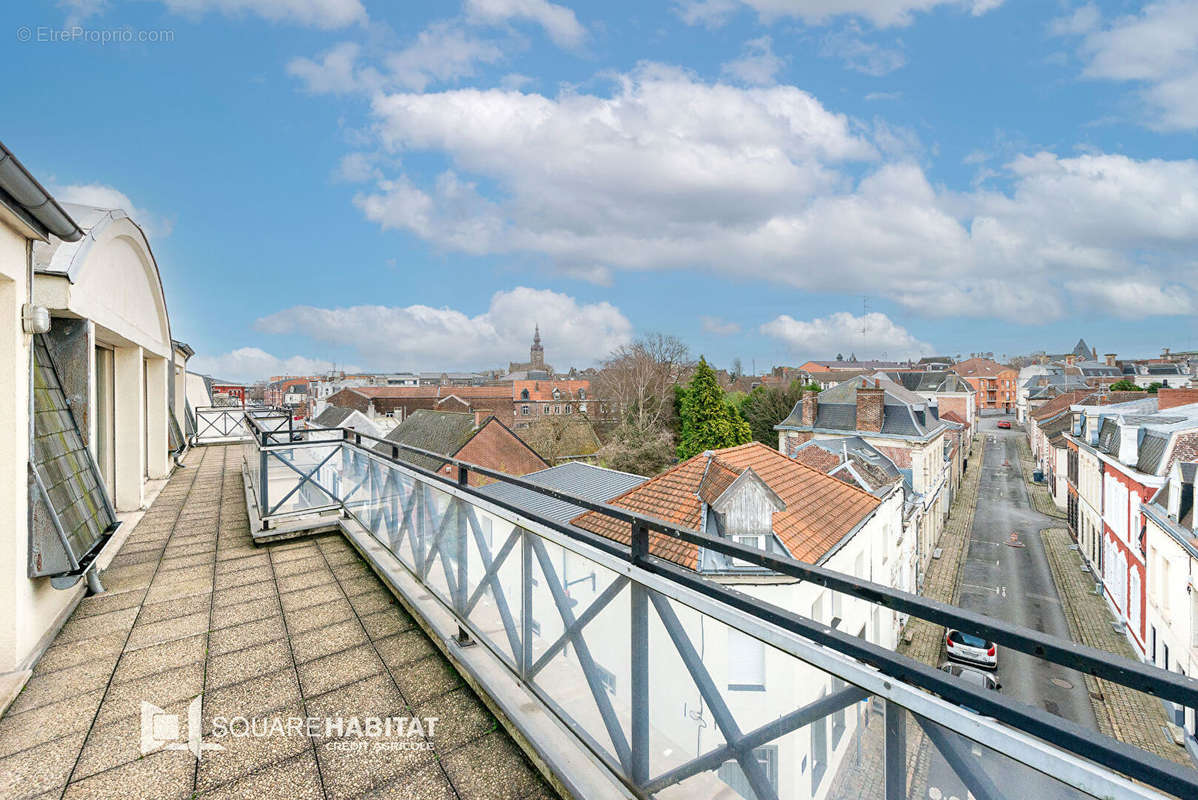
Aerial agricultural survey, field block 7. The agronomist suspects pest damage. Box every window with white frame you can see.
[727,628,765,691]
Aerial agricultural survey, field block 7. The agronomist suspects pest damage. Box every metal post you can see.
[259,431,270,529]
[521,529,533,677]
[884,700,906,800]
[630,577,649,787]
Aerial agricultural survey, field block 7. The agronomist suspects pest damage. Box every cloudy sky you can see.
[5,0,1198,379]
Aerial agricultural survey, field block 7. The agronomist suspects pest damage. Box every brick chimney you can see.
[1065,354,1076,366]
[1157,388,1198,411]
[800,391,818,426]
[1104,353,1117,367]
[856,380,885,433]
[473,408,493,427]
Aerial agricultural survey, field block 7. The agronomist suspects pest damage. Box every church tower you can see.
[530,325,544,369]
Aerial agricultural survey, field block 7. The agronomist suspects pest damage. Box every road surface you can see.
[925,414,1096,800]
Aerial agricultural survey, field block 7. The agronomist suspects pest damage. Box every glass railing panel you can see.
[524,533,632,767]
[418,482,459,611]
[460,505,523,668]
[260,441,340,517]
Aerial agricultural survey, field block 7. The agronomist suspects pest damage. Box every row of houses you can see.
[1028,386,1198,754]
[0,141,199,683]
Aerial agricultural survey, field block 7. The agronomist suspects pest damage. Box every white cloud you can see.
[722,36,785,85]
[1065,279,1194,318]
[676,0,1002,28]
[464,0,586,49]
[288,23,509,96]
[339,65,1198,321]
[159,0,365,28]
[287,42,380,94]
[55,183,172,239]
[865,91,902,101]
[761,312,933,360]
[1058,1,1198,130]
[189,347,344,382]
[702,316,742,335]
[252,287,633,370]
[820,26,906,75]
[385,21,507,91]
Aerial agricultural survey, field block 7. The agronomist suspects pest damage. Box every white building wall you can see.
[0,215,82,675]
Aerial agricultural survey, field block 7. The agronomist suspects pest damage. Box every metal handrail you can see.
[243,414,1198,798]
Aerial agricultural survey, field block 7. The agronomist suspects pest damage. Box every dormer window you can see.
[520,389,529,400]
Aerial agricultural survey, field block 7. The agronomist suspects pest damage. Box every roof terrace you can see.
[3,405,1198,800]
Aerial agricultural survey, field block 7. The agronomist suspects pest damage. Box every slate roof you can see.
[477,462,644,525]
[313,406,354,428]
[777,376,947,439]
[884,371,973,393]
[377,410,482,471]
[570,442,882,570]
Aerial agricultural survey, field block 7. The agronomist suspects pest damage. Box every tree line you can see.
[594,334,820,475]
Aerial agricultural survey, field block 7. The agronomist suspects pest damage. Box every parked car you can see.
[945,629,998,669]
[941,662,1001,691]
[997,420,1012,429]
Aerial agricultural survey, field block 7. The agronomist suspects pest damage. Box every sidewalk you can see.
[1016,435,1066,519]
[1040,527,1191,767]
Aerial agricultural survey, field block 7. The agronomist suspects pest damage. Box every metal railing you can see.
[193,405,292,445]
[242,417,1198,800]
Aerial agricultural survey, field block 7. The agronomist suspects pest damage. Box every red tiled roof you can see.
[1032,390,1094,422]
[512,380,591,402]
[347,385,514,400]
[953,357,1013,377]
[570,442,881,569]
[790,446,842,473]
[939,410,966,425]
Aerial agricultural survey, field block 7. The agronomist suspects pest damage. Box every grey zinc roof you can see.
[1097,418,1119,454]
[477,462,644,525]
[778,374,947,439]
[1137,431,1171,474]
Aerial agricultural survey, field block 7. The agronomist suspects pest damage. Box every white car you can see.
[946,629,997,670]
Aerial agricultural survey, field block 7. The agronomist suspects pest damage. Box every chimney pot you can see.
[1105,353,1117,367]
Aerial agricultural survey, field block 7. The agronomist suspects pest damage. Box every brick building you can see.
[953,357,1017,413]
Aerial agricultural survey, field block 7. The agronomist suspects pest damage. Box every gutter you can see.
[0,140,83,241]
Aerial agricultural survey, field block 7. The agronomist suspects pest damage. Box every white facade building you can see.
[0,143,185,689]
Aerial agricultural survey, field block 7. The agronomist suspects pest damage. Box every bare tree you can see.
[595,333,692,435]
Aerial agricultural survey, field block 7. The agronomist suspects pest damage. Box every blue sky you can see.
[4,0,1197,380]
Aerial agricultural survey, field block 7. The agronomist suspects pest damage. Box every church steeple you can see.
[530,325,544,369]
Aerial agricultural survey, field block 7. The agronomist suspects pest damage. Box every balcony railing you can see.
[230,411,1198,800]
[192,404,292,445]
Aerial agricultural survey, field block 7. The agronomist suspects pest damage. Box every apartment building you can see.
[0,142,185,680]
[1141,459,1198,755]
[953,357,1017,414]
[1065,390,1198,656]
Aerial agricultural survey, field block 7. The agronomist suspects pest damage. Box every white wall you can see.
[0,215,80,674]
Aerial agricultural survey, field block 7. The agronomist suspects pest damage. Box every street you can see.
[924,414,1097,800]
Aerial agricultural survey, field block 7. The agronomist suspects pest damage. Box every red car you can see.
[997,421,1012,429]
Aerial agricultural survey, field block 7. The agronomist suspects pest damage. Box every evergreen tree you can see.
[740,381,805,445]
[676,357,752,459]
